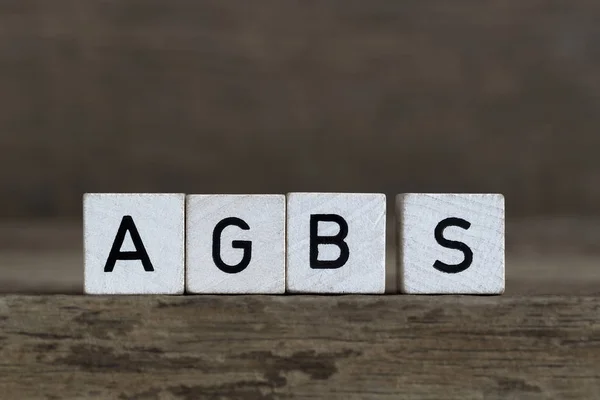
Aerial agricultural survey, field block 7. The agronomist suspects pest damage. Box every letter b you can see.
[310,214,350,269]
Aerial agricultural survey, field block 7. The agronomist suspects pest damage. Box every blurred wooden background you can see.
[1,0,600,219]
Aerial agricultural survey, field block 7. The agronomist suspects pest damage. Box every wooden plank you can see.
[0,295,598,399]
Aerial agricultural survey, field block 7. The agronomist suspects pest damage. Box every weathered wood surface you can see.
[0,220,598,398]
[2,1,600,218]
[0,295,598,399]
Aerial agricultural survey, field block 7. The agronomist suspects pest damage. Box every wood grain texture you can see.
[2,1,600,218]
[1,220,599,398]
[0,295,598,399]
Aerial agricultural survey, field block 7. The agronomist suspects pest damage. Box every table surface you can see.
[0,219,598,399]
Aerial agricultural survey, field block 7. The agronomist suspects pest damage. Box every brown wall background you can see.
[2,0,600,219]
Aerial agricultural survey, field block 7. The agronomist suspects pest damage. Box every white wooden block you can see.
[84,193,185,295]
[186,195,285,294]
[286,193,386,294]
[397,193,505,294]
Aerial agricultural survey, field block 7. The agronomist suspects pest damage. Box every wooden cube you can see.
[286,193,386,294]
[186,195,286,294]
[397,193,505,294]
[84,193,185,295]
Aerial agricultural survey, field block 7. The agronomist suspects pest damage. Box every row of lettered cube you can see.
[84,192,505,295]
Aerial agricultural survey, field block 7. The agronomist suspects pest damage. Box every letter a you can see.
[104,216,155,272]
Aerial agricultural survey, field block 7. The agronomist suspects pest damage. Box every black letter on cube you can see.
[104,215,154,272]
[213,217,252,274]
[310,214,350,269]
[433,217,473,274]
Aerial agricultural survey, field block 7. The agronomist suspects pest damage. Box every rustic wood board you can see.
[0,295,598,399]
